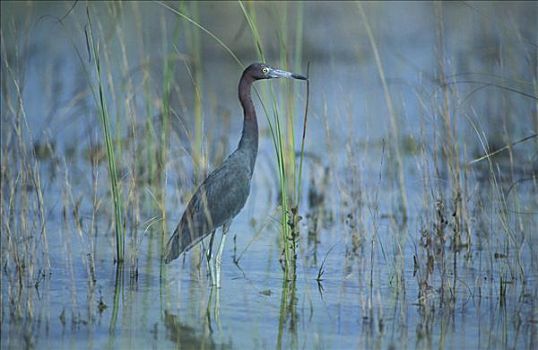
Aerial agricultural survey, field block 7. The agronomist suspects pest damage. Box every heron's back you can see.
[163,152,252,263]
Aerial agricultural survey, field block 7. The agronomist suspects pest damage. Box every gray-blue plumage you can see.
[163,63,306,265]
[163,148,253,263]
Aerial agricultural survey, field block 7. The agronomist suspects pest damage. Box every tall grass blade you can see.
[357,3,408,222]
[86,8,125,264]
[296,62,310,206]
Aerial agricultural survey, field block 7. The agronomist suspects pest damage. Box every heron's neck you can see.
[238,76,258,173]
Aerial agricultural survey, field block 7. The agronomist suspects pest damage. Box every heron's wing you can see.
[163,158,251,263]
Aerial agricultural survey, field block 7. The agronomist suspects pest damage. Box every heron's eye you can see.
[262,67,269,75]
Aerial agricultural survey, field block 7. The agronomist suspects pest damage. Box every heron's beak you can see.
[269,68,308,80]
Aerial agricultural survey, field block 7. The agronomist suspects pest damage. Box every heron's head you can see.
[246,63,307,81]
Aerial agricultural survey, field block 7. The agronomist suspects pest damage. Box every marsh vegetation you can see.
[1,1,537,349]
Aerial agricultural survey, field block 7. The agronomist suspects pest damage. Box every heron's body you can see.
[163,63,306,286]
[163,144,255,262]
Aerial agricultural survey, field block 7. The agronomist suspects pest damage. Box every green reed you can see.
[239,1,306,281]
[157,12,182,245]
[86,10,125,263]
[182,1,205,181]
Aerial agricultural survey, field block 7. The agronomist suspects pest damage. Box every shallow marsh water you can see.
[2,1,537,349]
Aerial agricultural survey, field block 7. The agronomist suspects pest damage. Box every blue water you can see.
[2,1,537,349]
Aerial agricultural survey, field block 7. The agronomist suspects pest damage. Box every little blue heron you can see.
[164,63,307,287]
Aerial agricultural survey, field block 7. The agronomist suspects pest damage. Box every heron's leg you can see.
[207,230,217,285]
[215,221,230,288]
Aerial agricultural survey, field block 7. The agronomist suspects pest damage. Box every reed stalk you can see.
[86,9,125,264]
[357,3,408,222]
[239,1,298,280]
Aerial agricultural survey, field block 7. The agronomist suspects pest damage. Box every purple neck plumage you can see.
[237,72,258,174]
